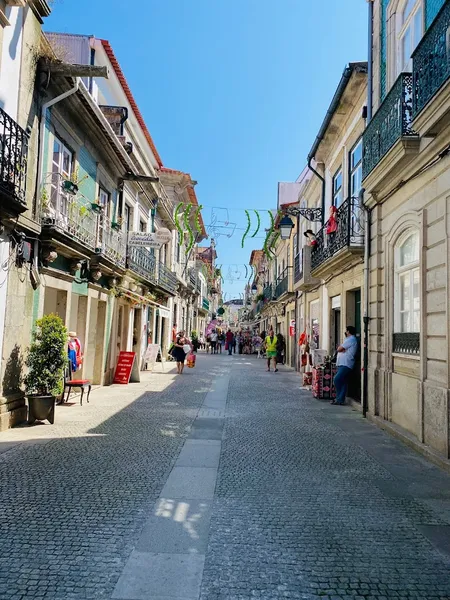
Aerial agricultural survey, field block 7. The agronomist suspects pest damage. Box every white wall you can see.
[0,235,10,380]
[0,6,23,119]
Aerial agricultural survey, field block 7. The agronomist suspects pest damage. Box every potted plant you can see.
[63,179,78,195]
[24,314,68,425]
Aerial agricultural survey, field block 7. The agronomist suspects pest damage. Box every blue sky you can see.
[46,0,368,300]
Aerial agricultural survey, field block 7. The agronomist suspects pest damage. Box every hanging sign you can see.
[155,228,172,244]
[113,351,136,384]
[289,319,296,337]
[144,344,164,372]
[128,232,162,248]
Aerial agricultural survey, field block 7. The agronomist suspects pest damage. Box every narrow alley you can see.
[1,355,450,600]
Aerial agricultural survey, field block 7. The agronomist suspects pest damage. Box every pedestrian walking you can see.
[218,331,225,354]
[226,328,234,355]
[237,332,243,354]
[264,328,278,372]
[253,333,263,358]
[210,330,218,354]
[171,331,191,375]
[276,333,286,366]
[332,325,358,405]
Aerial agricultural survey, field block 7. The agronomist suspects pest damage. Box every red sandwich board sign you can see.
[113,351,136,384]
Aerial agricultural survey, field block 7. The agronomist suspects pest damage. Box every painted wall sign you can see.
[155,228,172,244]
[113,351,136,384]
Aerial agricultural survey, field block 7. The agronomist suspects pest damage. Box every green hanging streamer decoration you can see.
[251,210,261,238]
[241,209,251,248]
[184,203,194,255]
[174,202,184,245]
[270,232,280,257]
[263,210,275,259]
[195,205,204,234]
[244,265,248,279]
[216,265,224,284]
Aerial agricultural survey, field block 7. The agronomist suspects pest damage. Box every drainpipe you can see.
[36,79,80,207]
[362,188,371,418]
[367,0,374,121]
[307,157,326,225]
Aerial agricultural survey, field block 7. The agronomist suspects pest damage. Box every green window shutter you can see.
[380,0,390,102]
[78,146,97,202]
[425,0,446,28]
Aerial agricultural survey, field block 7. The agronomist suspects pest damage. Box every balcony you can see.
[294,250,303,283]
[0,108,29,215]
[158,261,178,295]
[202,297,210,311]
[96,213,126,268]
[362,73,419,182]
[311,197,365,277]
[296,245,320,291]
[41,183,98,254]
[127,246,157,284]
[263,284,274,302]
[412,1,450,135]
[274,267,292,300]
[188,268,198,289]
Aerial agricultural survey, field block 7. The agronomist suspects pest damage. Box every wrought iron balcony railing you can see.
[294,250,303,283]
[413,1,450,117]
[263,284,274,301]
[393,332,420,355]
[202,297,210,311]
[41,182,98,251]
[311,197,365,271]
[274,267,291,298]
[158,261,178,295]
[189,268,198,288]
[97,213,126,268]
[362,73,416,179]
[127,246,157,284]
[0,107,29,212]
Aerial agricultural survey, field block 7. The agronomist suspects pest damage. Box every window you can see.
[395,231,420,334]
[350,140,362,198]
[397,0,423,74]
[98,187,110,217]
[51,137,73,212]
[124,204,132,232]
[333,168,343,207]
[350,139,363,235]
[139,220,146,232]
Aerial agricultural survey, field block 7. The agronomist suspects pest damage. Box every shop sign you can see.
[128,232,162,248]
[144,344,164,372]
[113,351,136,384]
[155,228,172,244]
[289,319,296,337]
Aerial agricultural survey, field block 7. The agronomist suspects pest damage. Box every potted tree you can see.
[25,314,68,425]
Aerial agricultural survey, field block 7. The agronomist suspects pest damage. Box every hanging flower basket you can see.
[91,203,103,213]
[63,180,78,196]
[111,222,121,231]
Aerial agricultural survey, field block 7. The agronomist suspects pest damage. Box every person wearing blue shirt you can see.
[332,325,358,406]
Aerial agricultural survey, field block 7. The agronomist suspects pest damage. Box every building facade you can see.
[0,22,212,430]
[363,0,450,457]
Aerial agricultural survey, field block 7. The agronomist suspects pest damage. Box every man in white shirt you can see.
[332,326,358,405]
[210,330,218,354]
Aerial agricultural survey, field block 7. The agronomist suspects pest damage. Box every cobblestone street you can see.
[1,354,450,600]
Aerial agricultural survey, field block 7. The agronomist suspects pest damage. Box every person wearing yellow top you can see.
[264,327,278,372]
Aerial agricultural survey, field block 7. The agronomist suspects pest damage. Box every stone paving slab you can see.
[136,498,213,554]
[187,417,224,440]
[175,439,221,468]
[160,466,218,499]
[112,551,205,600]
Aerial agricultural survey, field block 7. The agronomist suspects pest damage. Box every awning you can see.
[118,287,170,316]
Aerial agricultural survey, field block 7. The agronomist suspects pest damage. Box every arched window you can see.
[397,0,423,74]
[394,230,420,334]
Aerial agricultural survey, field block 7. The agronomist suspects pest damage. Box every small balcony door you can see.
[51,137,73,215]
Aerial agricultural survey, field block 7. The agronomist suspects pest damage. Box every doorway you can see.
[346,289,361,402]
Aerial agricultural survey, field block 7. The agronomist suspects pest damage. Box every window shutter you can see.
[380,0,390,102]
[78,146,97,202]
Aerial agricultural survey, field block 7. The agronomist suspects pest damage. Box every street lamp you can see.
[279,215,295,240]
